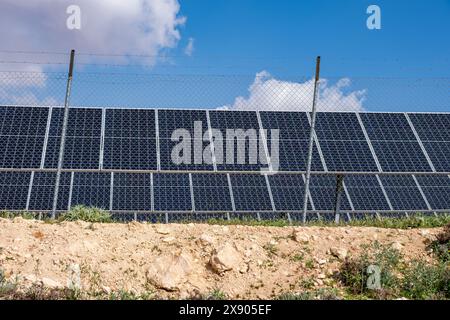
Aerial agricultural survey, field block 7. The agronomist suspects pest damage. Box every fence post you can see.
[302,56,321,224]
[51,49,75,219]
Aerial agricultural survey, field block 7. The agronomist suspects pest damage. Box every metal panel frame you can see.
[109,172,114,211]
[40,107,52,169]
[189,173,195,212]
[99,107,106,169]
[356,112,383,172]
[206,110,218,172]
[306,111,328,171]
[155,109,161,171]
[226,173,236,212]
[68,171,74,210]
[412,174,433,211]
[25,171,34,211]
[376,175,394,210]
[256,111,273,172]
[404,113,436,172]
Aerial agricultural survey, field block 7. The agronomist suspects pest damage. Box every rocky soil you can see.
[0,217,441,299]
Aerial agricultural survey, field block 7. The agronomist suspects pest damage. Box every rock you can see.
[155,225,170,235]
[210,243,242,274]
[317,273,326,279]
[198,234,214,245]
[67,263,82,290]
[330,247,348,261]
[41,277,63,289]
[24,274,38,283]
[13,216,24,223]
[102,285,112,295]
[146,251,193,291]
[162,236,176,243]
[391,242,403,251]
[292,230,309,243]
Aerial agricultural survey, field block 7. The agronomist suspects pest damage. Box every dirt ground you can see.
[0,217,442,299]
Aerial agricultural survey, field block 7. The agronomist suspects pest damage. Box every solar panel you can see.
[192,174,233,211]
[158,109,213,171]
[29,172,71,211]
[104,109,157,170]
[415,175,450,210]
[344,175,390,211]
[209,111,266,171]
[379,175,428,210]
[45,108,102,169]
[229,174,273,211]
[268,174,311,211]
[308,175,352,211]
[70,172,111,209]
[0,171,31,210]
[408,113,450,172]
[0,106,48,168]
[260,111,324,171]
[315,113,378,172]
[360,113,432,172]
[112,173,152,211]
[153,173,192,211]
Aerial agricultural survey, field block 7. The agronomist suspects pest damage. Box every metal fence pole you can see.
[302,56,321,224]
[51,49,75,219]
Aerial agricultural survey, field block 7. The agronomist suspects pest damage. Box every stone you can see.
[292,230,309,243]
[146,251,193,291]
[162,236,176,243]
[155,226,170,235]
[41,277,63,289]
[317,273,326,279]
[210,243,242,274]
[67,263,82,290]
[329,247,348,261]
[391,242,403,251]
[198,234,214,245]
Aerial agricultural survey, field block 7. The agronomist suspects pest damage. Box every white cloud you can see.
[0,0,186,104]
[223,71,366,112]
[184,38,195,56]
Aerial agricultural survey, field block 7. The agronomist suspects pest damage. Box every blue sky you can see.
[0,0,449,112]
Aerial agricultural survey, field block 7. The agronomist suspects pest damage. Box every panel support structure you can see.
[99,107,106,170]
[334,174,344,224]
[40,107,52,169]
[356,112,383,172]
[264,174,277,212]
[412,175,433,211]
[306,111,328,171]
[150,173,155,212]
[405,113,436,172]
[226,174,236,212]
[189,173,195,212]
[376,175,394,211]
[68,171,74,210]
[25,171,34,211]
[155,109,161,171]
[206,110,218,172]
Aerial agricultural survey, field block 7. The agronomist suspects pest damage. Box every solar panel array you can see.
[0,106,449,219]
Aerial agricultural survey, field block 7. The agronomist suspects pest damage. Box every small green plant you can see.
[401,260,450,300]
[263,242,278,257]
[205,289,227,300]
[58,205,111,223]
[305,259,314,269]
[291,252,304,262]
[338,241,402,297]
[428,223,450,263]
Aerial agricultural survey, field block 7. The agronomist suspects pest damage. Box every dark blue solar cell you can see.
[209,111,267,171]
[0,106,49,168]
[71,172,111,209]
[192,174,233,211]
[345,175,390,211]
[379,175,428,210]
[230,174,273,211]
[360,113,417,141]
[371,141,432,172]
[112,173,152,211]
[153,173,192,211]
[360,113,432,172]
[0,171,31,210]
[104,109,157,170]
[260,111,324,171]
[158,109,213,171]
[415,175,450,210]
[315,113,378,172]
[269,174,311,211]
[45,108,102,169]
[308,175,351,211]
[408,114,450,173]
[29,172,71,211]
[408,113,450,142]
